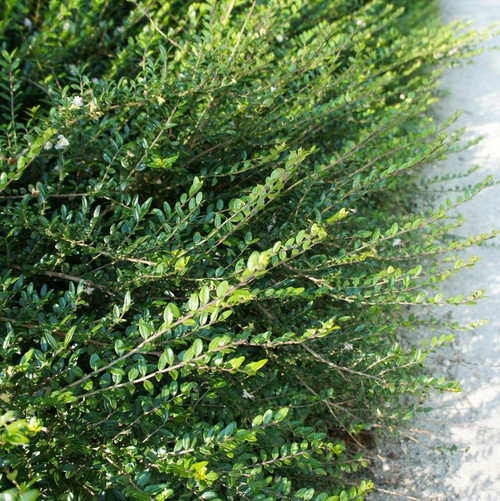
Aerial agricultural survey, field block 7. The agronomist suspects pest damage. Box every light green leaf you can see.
[192,338,203,357]
[274,407,289,422]
[244,359,268,373]
[188,293,199,311]
[143,380,154,394]
[64,325,76,348]
[128,367,139,381]
[199,285,210,305]
[216,280,229,297]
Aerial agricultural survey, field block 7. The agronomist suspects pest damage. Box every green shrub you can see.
[0,1,493,499]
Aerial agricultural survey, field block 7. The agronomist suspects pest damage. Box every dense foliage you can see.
[0,1,493,499]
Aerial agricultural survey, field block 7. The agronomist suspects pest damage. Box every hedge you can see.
[0,1,493,499]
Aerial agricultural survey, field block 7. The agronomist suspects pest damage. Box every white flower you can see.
[242,389,255,400]
[355,19,366,27]
[71,96,84,108]
[343,342,354,351]
[92,77,100,84]
[276,34,284,43]
[117,25,125,33]
[270,86,277,92]
[63,21,71,31]
[54,134,70,150]
[392,238,401,246]
[267,214,277,232]
[43,141,53,150]
[399,93,406,101]
[23,18,33,30]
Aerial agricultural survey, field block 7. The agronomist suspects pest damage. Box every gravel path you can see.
[369,2,500,499]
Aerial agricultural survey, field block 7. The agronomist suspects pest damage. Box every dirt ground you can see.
[368,1,500,500]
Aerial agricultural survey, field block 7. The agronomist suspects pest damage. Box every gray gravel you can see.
[369,1,500,499]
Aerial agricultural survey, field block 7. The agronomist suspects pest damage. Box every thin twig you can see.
[130,1,182,49]
[371,486,420,500]
[301,343,386,383]
[9,264,106,291]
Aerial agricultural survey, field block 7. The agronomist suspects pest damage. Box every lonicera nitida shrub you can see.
[0,1,494,499]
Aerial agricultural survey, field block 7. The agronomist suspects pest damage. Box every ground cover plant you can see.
[0,0,494,499]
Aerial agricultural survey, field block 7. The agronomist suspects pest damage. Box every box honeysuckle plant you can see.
[0,0,494,499]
